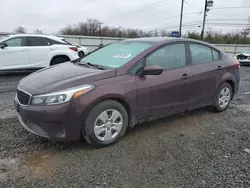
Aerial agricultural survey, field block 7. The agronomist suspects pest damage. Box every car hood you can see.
[18,62,117,94]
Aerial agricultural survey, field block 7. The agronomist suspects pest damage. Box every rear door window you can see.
[27,37,50,46]
[190,43,213,64]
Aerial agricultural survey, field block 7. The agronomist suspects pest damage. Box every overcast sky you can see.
[0,0,249,34]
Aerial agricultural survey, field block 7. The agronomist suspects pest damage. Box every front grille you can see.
[17,89,31,105]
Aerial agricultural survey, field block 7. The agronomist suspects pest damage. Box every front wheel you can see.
[213,82,232,112]
[83,100,129,147]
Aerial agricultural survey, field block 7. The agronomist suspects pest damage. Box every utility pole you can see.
[201,0,208,40]
[179,0,185,38]
[99,22,104,45]
[201,0,213,40]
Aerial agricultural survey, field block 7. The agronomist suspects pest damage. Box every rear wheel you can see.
[50,57,68,66]
[78,51,85,57]
[213,82,232,112]
[83,100,128,147]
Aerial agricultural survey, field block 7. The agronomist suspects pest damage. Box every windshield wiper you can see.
[75,60,105,70]
[85,62,105,70]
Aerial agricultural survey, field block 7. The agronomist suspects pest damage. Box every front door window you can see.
[146,43,186,69]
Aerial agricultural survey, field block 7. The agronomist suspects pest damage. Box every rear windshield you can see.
[80,42,152,68]
[61,39,72,45]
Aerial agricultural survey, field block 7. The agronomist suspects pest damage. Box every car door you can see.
[27,37,51,68]
[134,42,192,119]
[187,42,222,107]
[0,37,29,70]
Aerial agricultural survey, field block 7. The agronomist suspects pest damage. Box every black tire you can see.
[212,82,232,112]
[50,57,68,66]
[83,100,129,147]
[78,51,85,57]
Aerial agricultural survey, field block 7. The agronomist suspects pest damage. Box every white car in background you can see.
[0,34,79,71]
[234,51,250,65]
[74,44,89,57]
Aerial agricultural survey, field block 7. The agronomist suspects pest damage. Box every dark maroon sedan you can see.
[14,37,240,147]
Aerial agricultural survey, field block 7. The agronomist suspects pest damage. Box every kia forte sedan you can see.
[14,37,240,147]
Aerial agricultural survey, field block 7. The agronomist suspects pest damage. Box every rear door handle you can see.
[181,74,190,80]
[217,65,223,71]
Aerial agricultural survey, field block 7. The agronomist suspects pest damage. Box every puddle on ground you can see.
[22,152,61,177]
[0,152,63,180]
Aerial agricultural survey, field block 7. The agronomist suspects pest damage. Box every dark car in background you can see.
[14,37,240,147]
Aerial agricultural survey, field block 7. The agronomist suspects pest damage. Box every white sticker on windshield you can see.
[113,54,131,58]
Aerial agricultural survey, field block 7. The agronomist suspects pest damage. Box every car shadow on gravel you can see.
[129,107,212,134]
[21,107,213,152]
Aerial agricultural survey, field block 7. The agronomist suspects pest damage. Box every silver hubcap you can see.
[94,109,123,142]
[219,87,231,109]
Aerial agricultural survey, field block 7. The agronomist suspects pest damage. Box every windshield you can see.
[0,36,10,43]
[80,42,152,68]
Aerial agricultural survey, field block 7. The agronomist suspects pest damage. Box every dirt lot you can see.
[1,67,250,188]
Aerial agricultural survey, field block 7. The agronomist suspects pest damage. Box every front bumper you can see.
[70,53,80,61]
[14,98,83,142]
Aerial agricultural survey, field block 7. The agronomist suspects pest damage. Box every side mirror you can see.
[0,43,7,49]
[142,65,163,76]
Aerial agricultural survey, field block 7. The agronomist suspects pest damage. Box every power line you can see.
[145,20,203,31]
[210,5,250,10]
[207,18,249,21]
[126,11,201,28]
[184,0,202,11]
[206,22,249,25]
[143,0,176,11]
[103,0,175,22]
[146,21,249,33]
[147,24,201,33]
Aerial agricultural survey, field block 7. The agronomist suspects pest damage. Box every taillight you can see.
[70,47,78,52]
[233,60,240,69]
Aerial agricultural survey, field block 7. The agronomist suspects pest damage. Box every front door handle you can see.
[217,65,223,71]
[181,74,190,80]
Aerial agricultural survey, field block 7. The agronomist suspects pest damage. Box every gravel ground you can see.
[1,67,250,188]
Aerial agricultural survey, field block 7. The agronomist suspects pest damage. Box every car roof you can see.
[5,34,69,44]
[123,37,218,49]
[8,34,64,40]
[123,37,178,43]
[124,37,209,44]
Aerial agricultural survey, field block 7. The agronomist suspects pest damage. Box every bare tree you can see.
[160,30,170,37]
[34,29,43,34]
[60,18,155,38]
[86,18,100,36]
[14,26,26,34]
[59,18,250,44]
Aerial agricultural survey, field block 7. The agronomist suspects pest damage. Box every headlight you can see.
[31,84,95,105]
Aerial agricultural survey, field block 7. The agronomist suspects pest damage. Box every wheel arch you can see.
[83,94,137,136]
[224,79,235,97]
[50,55,70,66]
